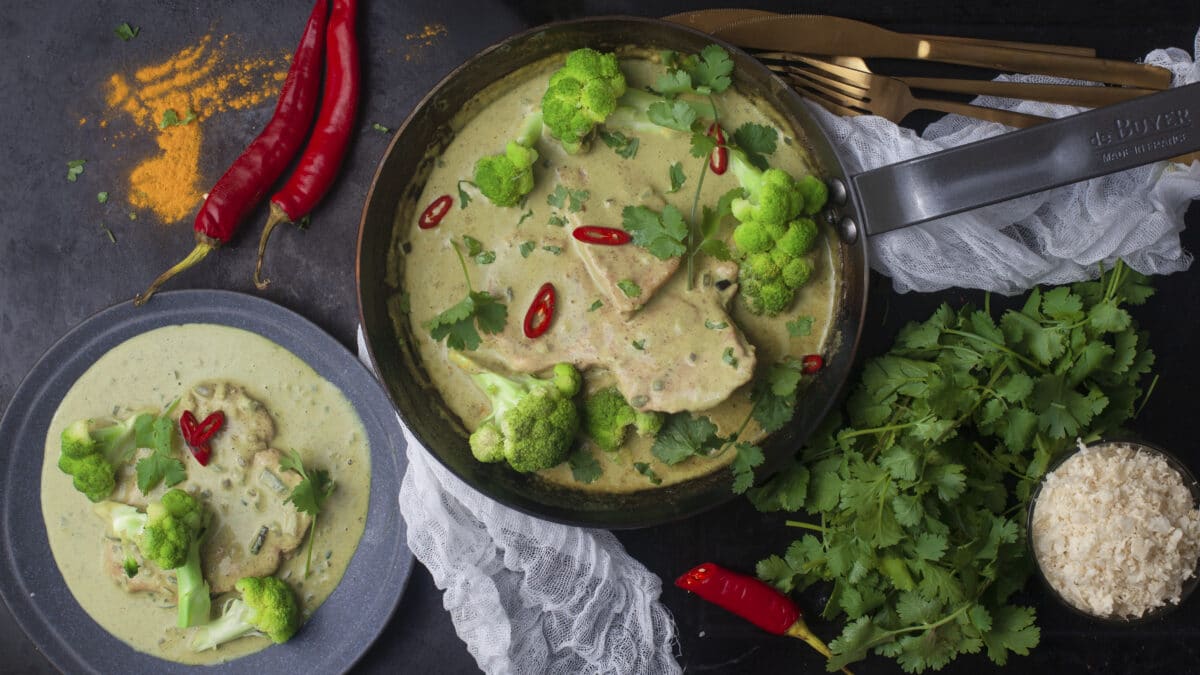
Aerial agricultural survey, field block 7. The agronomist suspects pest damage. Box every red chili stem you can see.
[572,226,631,246]
[419,195,454,229]
[256,0,361,289]
[523,283,556,339]
[708,123,728,175]
[134,0,328,305]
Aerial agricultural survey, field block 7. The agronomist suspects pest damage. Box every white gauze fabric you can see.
[811,29,1200,294]
[355,331,680,675]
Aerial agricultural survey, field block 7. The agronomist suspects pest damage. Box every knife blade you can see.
[709,15,1169,89]
[664,10,1096,57]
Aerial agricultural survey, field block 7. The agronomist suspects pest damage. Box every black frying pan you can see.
[357,16,1200,529]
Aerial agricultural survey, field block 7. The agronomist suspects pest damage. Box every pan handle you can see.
[850,82,1200,236]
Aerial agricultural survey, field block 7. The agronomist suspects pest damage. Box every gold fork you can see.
[777,55,1048,128]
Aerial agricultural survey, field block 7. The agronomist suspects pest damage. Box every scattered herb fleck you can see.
[372,123,391,134]
[158,108,197,129]
[516,209,534,226]
[786,316,814,337]
[705,319,728,330]
[599,130,640,159]
[101,224,116,243]
[456,180,473,209]
[588,300,603,312]
[66,159,85,182]
[548,214,568,227]
[547,184,589,212]
[617,279,642,298]
[667,162,686,193]
[97,192,109,204]
[114,23,140,41]
[632,339,646,351]
[634,462,663,485]
[722,347,738,368]
[542,245,563,256]
[519,241,536,258]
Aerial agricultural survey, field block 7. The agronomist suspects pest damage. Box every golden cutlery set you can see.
[665,10,1180,136]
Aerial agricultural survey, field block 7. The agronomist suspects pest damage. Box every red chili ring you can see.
[708,123,728,175]
[801,354,824,374]
[572,226,632,246]
[419,194,453,229]
[523,283,556,339]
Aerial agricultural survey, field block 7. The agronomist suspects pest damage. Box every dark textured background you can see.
[3,1,1200,673]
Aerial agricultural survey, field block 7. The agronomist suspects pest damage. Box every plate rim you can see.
[0,289,412,674]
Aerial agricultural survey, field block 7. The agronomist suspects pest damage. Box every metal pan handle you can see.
[852,82,1200,236]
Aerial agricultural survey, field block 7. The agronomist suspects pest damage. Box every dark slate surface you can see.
[2,1,1200,674]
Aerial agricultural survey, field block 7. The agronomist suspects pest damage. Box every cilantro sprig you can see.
[749,262,1156,672]
[134,400,186,493]
[280,449,335,577]
[424,242,508,351]
[621,204,687,259]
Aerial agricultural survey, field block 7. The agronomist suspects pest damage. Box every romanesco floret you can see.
[541,48,627,154]
[451,353,582,473]
[191,576,300,651]
[97,488,211,628]
[727,150,828,316]
[583,387,665,451]
[473,111,544,207]
[57,413,153,502]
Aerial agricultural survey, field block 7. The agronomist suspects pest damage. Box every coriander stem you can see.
[451,241,473,292]
[1134,373,1159,418]
[942,329,1045,373]
[784,519,827,532]
[687,155,710,290]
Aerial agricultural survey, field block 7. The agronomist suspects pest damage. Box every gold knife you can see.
[709,15,1170,89]
[664,9,1097,57]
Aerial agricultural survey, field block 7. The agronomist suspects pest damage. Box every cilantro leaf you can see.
[588,299,603,312]
[787,316,814,337]
[519,241,536,258]
[691,44,734,93]
[647,100,697,132]
[134,409,186,493]
[598,130,639,159]
[516,209,533,226]
[548,214,568,227]
[653,70,693,97]
[667,162,686,193]
[568,448,602,484]
[981,606,1039,665]
[731,442,764,493]
[688,132,716,158]
[634,462,663,485]
[457,180,473,209]
[621,204,687,259]
[731,123,778,171]
[547,184,588,212]
[651,414,722,464]
[616,280,642,299]
[426,291,508,351]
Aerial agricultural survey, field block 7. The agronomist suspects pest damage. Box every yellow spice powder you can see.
[105,34,288,223]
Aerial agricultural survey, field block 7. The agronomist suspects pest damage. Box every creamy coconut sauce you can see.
[40,324,370,664]
[397,52,837,492]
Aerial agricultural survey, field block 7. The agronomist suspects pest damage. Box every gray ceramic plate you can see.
[0,290,412,674]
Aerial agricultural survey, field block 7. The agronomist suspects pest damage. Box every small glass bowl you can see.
[1026,438,1200,624]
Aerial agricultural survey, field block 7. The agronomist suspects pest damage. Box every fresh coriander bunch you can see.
[749,262,1156,673]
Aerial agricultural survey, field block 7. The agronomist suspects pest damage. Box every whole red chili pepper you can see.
[180,410,225,466]
[572,226,632,246]
[255,0,361,288]
[801,354,824,374]
[134,0,328,305]
[675,563,851,674]
[419,195,454,229]
[523,283,556,339]
[708,123,728,175]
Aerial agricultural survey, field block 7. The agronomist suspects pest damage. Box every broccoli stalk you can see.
[583,387,665,451]
[191,576,300,651]
[727,151,828,316]
[450,352,583,473]
[541,48,627,154]
[604,88,717,135]
[472,111,544,207]
[96,489,211,628]
[57,413,155,502]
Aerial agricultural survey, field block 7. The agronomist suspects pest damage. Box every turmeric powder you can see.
[104,35,288,223]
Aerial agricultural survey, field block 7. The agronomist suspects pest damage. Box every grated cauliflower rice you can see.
[1031,442,1200,618]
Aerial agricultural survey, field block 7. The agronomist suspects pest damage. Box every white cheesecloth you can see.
[364,31,1200,675]
[812,29,1200,294]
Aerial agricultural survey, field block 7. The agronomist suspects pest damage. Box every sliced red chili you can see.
[572,226,631,246]
[418,194,453,229]
[179,410,224,467]
[523,283,556,339]
[708,123,728,175]
[801,354,824,374]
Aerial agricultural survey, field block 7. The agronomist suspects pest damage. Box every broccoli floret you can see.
[450,352,582,473]
[191,576,300,651]
[57,413,155,502]
[726,151,826,316]
[583,387,664,451]
[97,489,211,628]
[542,48,627,154]
[473,111,544,207]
